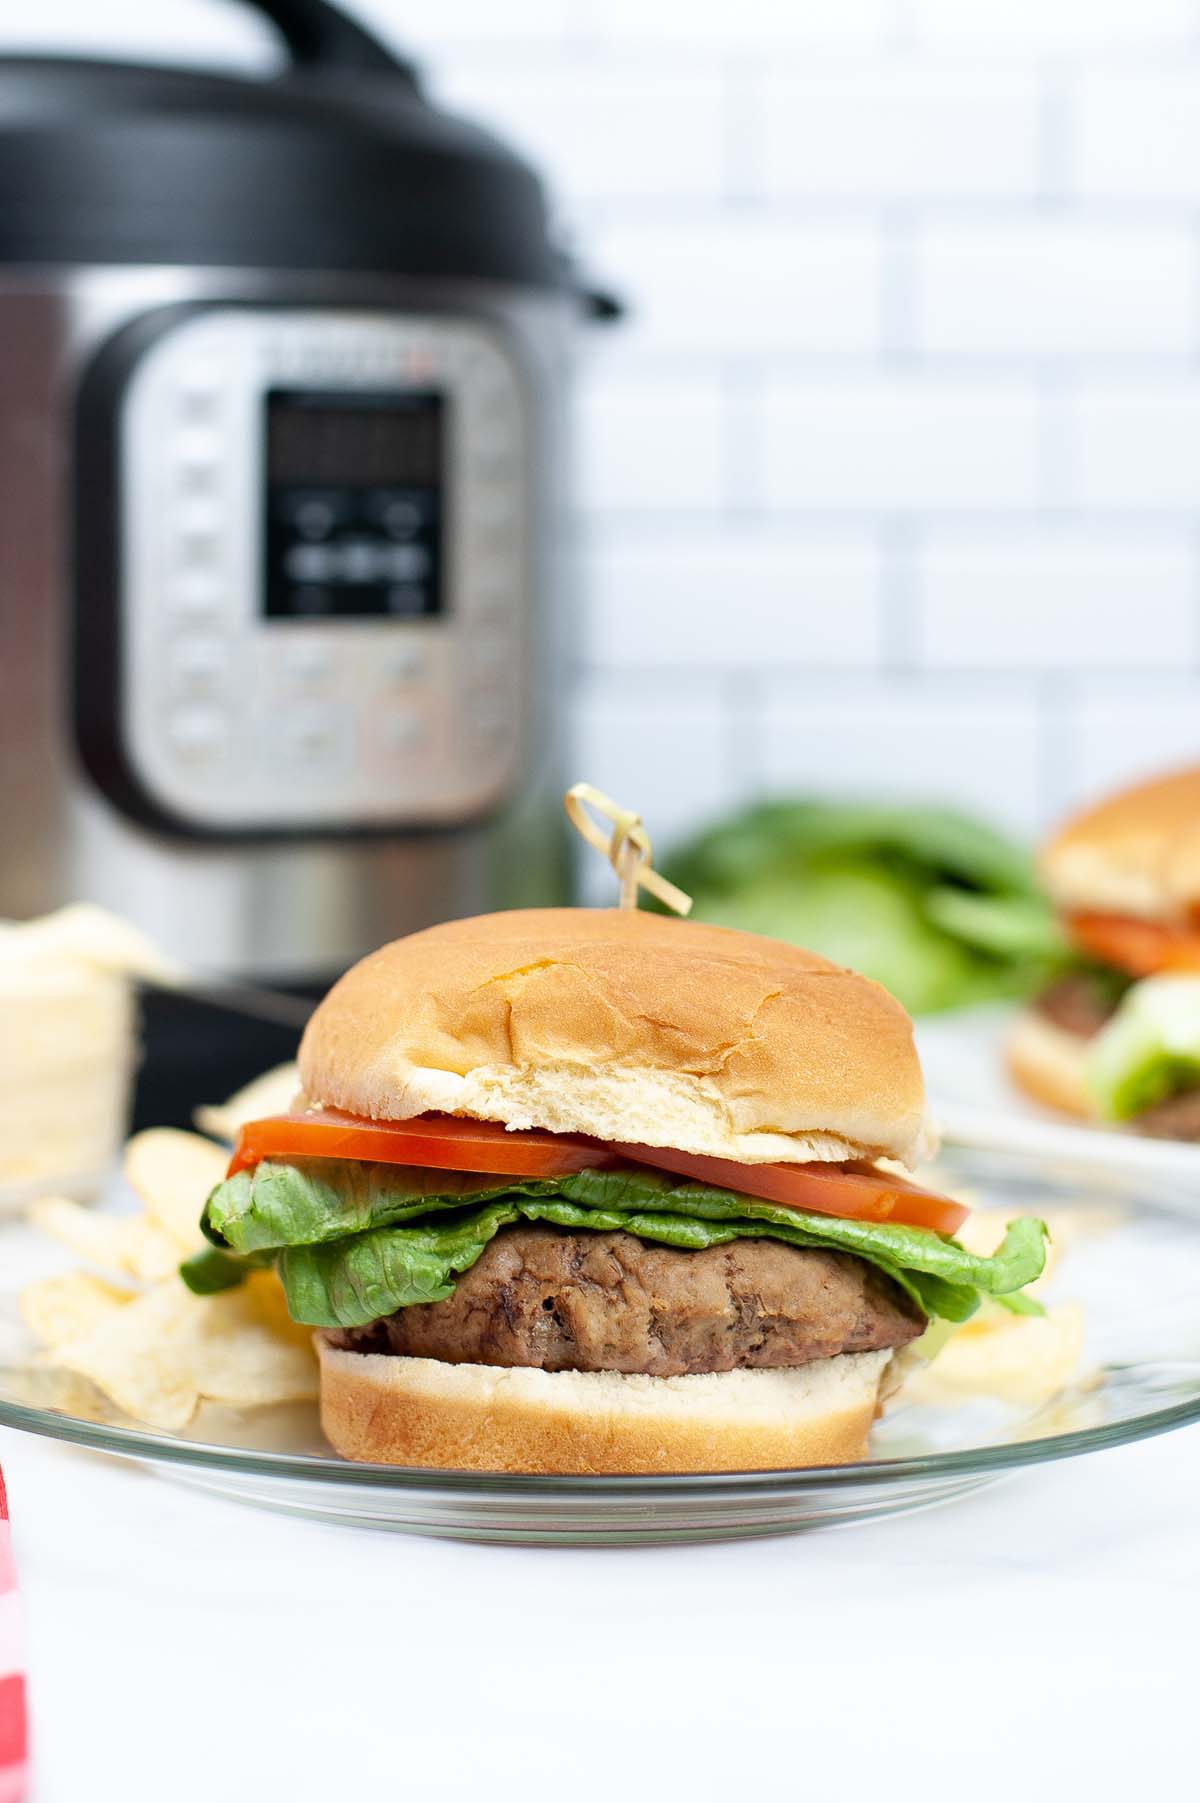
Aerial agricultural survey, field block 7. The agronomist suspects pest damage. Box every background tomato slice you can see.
[1068,911,1200,977]
[229,1109,965,1234]
[609,1141,966,1234]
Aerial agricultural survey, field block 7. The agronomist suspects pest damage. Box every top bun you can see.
[1042,765,1200,922]
[298,908,931,1169]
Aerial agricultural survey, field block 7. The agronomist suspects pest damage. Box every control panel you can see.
[117,310,528,831]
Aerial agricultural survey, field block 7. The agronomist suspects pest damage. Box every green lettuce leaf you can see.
[658,798,1066,1015]
[1085,975,1200,1120]
[200,1159,510,1254]
[183,1158,1048,1332]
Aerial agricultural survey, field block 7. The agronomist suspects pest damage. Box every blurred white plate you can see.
[916,1005,1200,1203]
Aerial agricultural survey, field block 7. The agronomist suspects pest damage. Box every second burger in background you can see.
[1009,764,1200,1137]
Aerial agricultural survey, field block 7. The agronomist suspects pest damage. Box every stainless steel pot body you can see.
[0,264,574,976]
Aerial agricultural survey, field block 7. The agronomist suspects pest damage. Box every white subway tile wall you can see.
[431,1,1200,850]
[38,0,1200,847]
[762,378,1042,511]
[761,680,1045,834]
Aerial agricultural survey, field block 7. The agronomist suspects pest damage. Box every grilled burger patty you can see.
[328,1226,926,1378]
[1128,1088,1200,1140]
[1034,971,1124,1039]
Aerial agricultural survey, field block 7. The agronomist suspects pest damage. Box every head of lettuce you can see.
[183,907,1047,1475]
[659,798,1065,1016]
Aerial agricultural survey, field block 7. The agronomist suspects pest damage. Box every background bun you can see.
[315,1339,893,1474]
[1006,1009,1094,1120]
[299,908,931,1168]
[1042,764,1200,922]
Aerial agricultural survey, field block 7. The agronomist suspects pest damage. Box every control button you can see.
[169,703,227,759]
[364,492,431,537]
[285,544,336,584]
[177,459,218,497]
[273,703,351,770]
[177,360,228,411]
[178,526,223,571]
[170,634,226,687]
[168,571,223,618]
[177,499,222,539]
[283,639,335,685]
[342,539,381,584]
[294,499,338,540]
[284,540,431,586]
[178,388,218,422]
[381,544,429,582]
[355,540,429,584]
[276,490,353,533]
[176,427,222,470]
[383,644,427,684]
[379,711,427,754]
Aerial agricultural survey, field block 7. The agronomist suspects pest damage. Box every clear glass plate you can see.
[2,1147,1199,1546]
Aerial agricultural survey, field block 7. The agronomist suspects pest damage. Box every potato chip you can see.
[194,1062,300,1145]
[123,1128,226,1250]
[901,1302,1086,1409]
[28,1195,183,1283]
[7,1362,125,1424]
[19,1270,130,1348]
[49,1273,318,1431]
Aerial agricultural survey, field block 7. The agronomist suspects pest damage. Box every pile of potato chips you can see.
[19,1067,317,1431]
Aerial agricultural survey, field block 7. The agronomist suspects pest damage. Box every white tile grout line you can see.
[879,519,919,672]
[879,205,919,361]
[723,670,768,801]
[1037,668,1077,823]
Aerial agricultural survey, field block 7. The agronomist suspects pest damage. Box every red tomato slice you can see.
[1066,910,1200,978]
[228,1109,616,1179]
[228,1109,966,1234]
[609,1141,967,1235]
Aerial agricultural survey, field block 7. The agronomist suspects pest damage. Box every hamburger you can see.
[1010,765,1200,1137]
[184,908,1046,1473]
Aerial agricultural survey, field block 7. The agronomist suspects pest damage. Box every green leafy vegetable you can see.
[182,1158,1048,1332]
[659,798,1067,1015]
[1085,975,1200,1120]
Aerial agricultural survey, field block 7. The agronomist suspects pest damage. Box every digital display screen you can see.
[263,389,445,622]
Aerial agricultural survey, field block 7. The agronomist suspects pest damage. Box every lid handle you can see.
[242,0,403,73]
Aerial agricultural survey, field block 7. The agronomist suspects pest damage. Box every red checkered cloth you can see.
[0,1469,27,1803]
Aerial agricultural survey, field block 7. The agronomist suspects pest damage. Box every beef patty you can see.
[329,1226,925,1378]
[1034,970,1124,1039]
[1129,1088,1200,1140]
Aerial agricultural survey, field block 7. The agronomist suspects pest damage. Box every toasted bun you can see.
[1006,1010,1094,1120]
[315,1338,892,1473]
[298,908,931,1168]
[1042,765,1200,922]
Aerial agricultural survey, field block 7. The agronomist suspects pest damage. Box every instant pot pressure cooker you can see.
[0,0,610,978]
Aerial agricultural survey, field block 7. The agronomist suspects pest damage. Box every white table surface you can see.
[3,1412,1199,1802]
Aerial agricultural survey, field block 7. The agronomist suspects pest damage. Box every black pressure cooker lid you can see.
[0,0,562,285]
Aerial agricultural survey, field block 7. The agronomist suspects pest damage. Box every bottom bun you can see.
[315,1338,893,1474]
[1006,1010,1095,1120]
